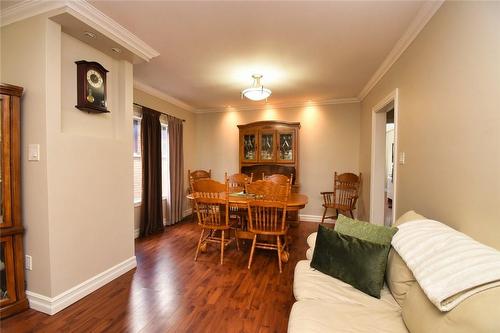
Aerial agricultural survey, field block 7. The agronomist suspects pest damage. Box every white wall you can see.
[195,103,361,218]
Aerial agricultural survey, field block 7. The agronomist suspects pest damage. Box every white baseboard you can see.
[26,256,137,315]
[299,214,322,223]
[183,208,192,218]
[299,214,336,224]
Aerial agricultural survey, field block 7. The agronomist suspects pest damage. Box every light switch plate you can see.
[28,144,40,161]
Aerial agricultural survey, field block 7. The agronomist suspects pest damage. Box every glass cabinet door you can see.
[0,237,16,307]
[241,132,257,162]
[0,95,6,227]
[259,131,275,161]
[278,131,295,163]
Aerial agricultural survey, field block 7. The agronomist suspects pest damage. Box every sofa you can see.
[288,211,500,333]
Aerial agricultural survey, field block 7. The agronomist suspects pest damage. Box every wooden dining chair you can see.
[321,172,361,223]
[192,179,239,265]
[226,172,253,193]
[188,169,212,221]
[225,172,253,229]
[246,180,290,273]
[262,173,293,187]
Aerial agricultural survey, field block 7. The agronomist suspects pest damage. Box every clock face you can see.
[86,69,103,88]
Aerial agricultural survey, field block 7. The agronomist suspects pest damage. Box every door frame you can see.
[370,89,399,225]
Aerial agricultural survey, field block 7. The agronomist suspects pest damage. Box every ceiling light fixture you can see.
[241,74,272,101]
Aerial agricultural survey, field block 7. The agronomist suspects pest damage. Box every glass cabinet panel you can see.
[260,132,275,161]
[0,238,16,306]
[279,132,294,162]
[242,133,257,161]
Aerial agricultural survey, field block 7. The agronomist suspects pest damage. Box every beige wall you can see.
[133,88,197,231]
[358,1,500,249]
[1,17,136,297]
[48,33,135,295]
[1,15,53,296]
[195,103,361,218]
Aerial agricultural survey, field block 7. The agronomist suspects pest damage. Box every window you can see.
[133,115,170,205]
[133,116,142,204]
[161,124,170,200]
[133,117,141,157]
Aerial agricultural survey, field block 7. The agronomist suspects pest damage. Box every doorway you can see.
[370,89,399,226]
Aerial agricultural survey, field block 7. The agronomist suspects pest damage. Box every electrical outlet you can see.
[399,152,406,165]
[25,255,32,270]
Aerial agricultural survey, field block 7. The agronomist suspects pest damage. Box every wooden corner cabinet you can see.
[238,121,300,188]
[0,84,28,318]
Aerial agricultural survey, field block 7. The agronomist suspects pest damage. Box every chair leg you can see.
[234,228,240,251]
[335,209,338,219]
[248,234,257,269]
[321,207,327,224]
[277,236,283,273]
[220,230,225,265]
[194,228,205,261]
[349,210,354,218]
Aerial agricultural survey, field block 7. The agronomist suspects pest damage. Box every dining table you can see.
[187,191,308,234]
[187,191,308,262]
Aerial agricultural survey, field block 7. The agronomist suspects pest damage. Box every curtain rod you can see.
[133,103,186,122]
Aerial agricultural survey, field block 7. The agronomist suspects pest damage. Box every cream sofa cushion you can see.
[385,211,426,306]
[289,300,408,333]
[307,232,317,249]
[306,247,313,260]
[393,210,425,227]
[386,250,415,306]
[294,260,400,311]
[402,282,500,333]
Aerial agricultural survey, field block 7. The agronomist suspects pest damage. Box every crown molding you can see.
[195,97,360,114]
[0,0,159,63]
[134,80,196,113]
[357,0,444,101]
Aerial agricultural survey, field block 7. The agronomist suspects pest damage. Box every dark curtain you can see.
[167,115,184,225]
[140,108,164,237]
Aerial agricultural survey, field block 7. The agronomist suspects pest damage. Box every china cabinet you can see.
[238,121,300,186]
[0,84,28,318]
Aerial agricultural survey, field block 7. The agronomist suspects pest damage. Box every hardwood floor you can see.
[0,219,319,333]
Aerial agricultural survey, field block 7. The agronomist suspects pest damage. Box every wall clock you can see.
[75,60,110,113]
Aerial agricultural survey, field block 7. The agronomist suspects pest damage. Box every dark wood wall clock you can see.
[75,60,110,113]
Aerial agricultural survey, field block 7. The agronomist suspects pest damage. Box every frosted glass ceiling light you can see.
[242,74,272,101]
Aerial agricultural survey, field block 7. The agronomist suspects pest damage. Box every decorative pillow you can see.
[310,225,391,298]
[335,215,398,245]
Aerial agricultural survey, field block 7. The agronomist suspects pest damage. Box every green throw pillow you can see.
[310,225,391,298]
[335,214,398,245]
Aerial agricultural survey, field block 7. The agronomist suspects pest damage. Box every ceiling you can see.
[6,1,429,111]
